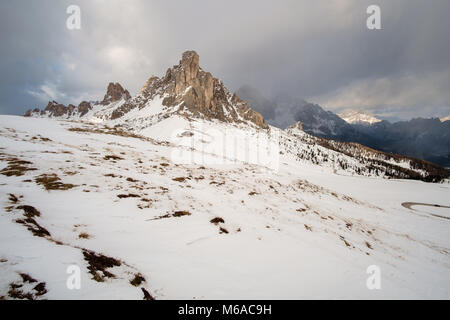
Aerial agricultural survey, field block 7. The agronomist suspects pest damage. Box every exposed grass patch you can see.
[64,171,78,176]
[141,288,154,300]
[339,236,351,248]
[79,232,91,239]
[68,127,161,145]
[33,282,47,296]
[83,250,121,282]
[6,274,47,300]
[105,173,120,178]
[149,211,192,221]
[8,193,19,203]
[173,211,191,217]
[35,173,76,191]
[210,181,225,186]
[130,273,146,287]
[210,217,225,225]
[17,205,41,218]
[219,227,229,234]
[14,205,51,238]
[16,216,50,238]
[117,193,140,199]
[104,155,124,161]
[31,136,52,142]
[0,155,37,177]
[19,273,37,283]
[8,286,34,300]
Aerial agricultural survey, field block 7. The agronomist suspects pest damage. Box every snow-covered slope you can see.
[1,115,449,299]
[339,110,382,125]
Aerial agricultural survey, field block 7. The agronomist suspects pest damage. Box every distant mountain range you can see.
[237,86,450,167]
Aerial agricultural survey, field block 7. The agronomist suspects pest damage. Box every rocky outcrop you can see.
[139,51,268,128]
[294,121,303,131]
[24,108,40,117]
[44,101,70,117]
[24,83,126,118]
[77,101,92,117]
[24,51,267,129]
[24,100,92,118]
[101,83,131,105]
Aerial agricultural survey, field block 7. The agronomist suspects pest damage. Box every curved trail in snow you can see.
[402,202,450,220]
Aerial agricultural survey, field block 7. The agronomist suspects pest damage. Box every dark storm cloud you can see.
[0,0,449,120]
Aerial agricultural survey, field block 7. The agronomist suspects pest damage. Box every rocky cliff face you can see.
[25,100,93,118]
[101,83,131,105]
[138,51,267,128]
[25,51,267,129]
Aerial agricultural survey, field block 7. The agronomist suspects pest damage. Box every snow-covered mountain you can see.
[339,110,382,125]
[1,51,450,300]
[25,51,266,130]
[237,86,450,168]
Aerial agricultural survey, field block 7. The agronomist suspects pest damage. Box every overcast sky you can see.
[1,0,449,121]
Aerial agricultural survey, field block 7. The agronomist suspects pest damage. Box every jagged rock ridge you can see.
[24,51,267,129]
[25,100,93,118]
[24,81,131,119]
[101,83,131,105]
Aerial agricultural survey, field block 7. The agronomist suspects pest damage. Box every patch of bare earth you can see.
[210,217,225,225]
[15,205,51,238]
[7,273,47,300]
[117,193,140,199]
[0,153,37,177]
[35,173,76,191]
[82,250,121,282]
[149,211,192,221]
[130,273,146,287]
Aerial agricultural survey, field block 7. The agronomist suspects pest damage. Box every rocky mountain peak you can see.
[136,50,267,128]
[43,101,69,117]
[24,51,267,129]
[179,50,200,81]
[101,82,131,105]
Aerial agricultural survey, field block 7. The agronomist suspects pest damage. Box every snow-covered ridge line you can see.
[283,123,449,182]
[338,110,382,125]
